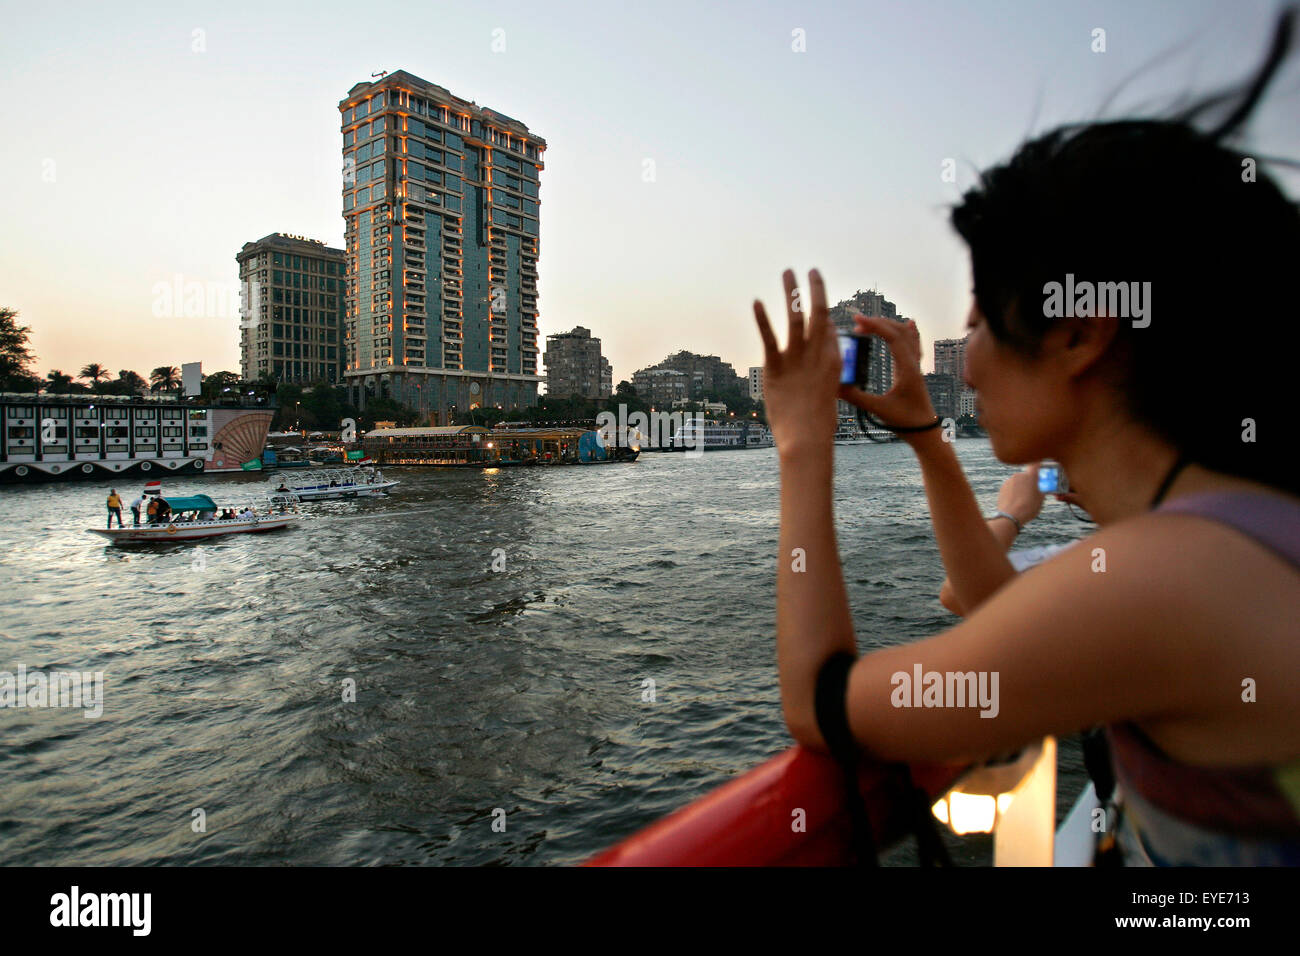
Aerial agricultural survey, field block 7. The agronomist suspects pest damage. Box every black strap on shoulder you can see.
[814,653,955,866]
[815,652,878,866]
[1081,727,1115,802]
[1081,727,1124,866]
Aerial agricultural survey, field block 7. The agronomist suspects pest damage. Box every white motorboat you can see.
[267,466,397,501]
[89,489,299,544]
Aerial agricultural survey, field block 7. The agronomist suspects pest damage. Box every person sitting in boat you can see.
[752,16,1300,868]
[277,483,290,492]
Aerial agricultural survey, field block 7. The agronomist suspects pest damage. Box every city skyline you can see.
[4,0,1297,386]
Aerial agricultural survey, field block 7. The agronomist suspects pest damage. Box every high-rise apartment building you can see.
[237,233,346,384]
[543,326,612,399]
[924,372,959,421]
[934,335,968,383]
[339,70,546,422]
[748,366,764,400]
[935,335,976,419]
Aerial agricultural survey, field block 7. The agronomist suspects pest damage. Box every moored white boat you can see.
[267,466,397,500]
[835,414,896,444]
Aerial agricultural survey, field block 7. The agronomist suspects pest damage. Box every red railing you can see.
[585,746,965,867]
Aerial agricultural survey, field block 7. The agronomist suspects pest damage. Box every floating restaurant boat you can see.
[267,467,398,500]
[0,392,271,483]
[88,490,300,544]
[362,424,640,467]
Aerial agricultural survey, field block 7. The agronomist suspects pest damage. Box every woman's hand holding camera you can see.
[838,314,939,436]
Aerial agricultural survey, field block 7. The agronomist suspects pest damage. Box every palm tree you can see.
[79,363,111,391]
[117,370,148,395]
[45,369,75,393]
[149,366,181,393]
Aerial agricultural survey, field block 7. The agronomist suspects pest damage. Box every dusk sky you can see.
[3,0,1296,384]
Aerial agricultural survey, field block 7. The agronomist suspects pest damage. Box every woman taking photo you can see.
[753,13,1300,866]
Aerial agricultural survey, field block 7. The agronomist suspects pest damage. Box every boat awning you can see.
[160,494,218,512]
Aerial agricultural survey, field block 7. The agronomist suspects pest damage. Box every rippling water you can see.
[0,439,1087,865]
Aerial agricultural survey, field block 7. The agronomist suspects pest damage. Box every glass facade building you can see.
[237,233,346,384]
[339,70,545,422]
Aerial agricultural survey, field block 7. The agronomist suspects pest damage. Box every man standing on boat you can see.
[129,493,144,527]
[105,489,123,529]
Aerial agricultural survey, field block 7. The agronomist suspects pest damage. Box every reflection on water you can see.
[0,441,1086,864]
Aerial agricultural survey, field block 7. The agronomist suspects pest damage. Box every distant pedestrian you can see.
[106,489,123,529]
[129,495,144,526]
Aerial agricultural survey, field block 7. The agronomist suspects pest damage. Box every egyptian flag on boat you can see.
[143,480,162,497]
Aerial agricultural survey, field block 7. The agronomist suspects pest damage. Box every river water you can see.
[0,439,1087,865]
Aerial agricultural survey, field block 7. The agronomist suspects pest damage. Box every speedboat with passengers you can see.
[89,486,300,544]
[267,466,397,501]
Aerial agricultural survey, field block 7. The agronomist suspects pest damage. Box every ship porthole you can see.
[50,465,60,473]
[194,460,203,470]
[141,462,152,472]
[15,466,28,477]
[81,463,93,474]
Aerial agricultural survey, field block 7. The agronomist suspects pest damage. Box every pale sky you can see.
[2,0,1296,384]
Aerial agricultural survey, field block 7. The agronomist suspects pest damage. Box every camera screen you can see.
[838,333,858,385]
[1038,467,1060,494]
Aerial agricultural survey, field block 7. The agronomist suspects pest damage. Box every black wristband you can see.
[887,415,944,433]
[814,651,859,762]
[858,408,944,434]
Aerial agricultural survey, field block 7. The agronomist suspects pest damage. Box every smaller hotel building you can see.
[237,233,346,385]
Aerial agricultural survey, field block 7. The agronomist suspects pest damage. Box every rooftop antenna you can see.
[371,70,388,79]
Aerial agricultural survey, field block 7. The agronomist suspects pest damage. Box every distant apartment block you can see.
[651,351,741,399]
[631,367,688,406]
[924,372,959,421]
[339,70,546,422]
[935,336,976,419]
[238,234,346,385]
[543,326,611,399]
[748,366,764,400]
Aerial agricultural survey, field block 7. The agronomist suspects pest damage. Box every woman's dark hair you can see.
[951,9,1299,495]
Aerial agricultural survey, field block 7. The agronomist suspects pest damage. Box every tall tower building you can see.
[339,71,546,422]
[237,233,346,385]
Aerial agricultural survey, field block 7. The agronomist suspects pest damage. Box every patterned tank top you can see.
[1105,491,1300,866]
